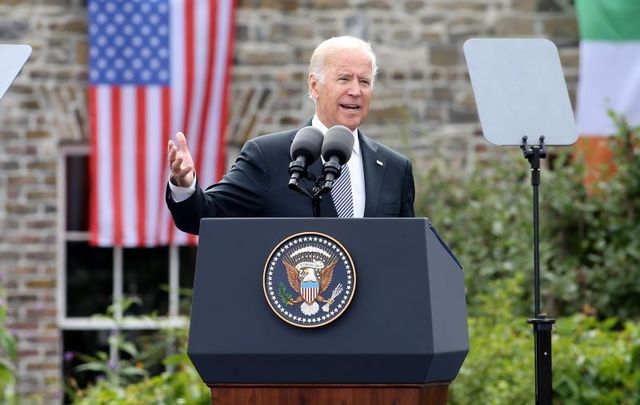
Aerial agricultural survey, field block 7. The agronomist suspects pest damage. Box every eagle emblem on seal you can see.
[263,233,356,328]
[283,248,343,316]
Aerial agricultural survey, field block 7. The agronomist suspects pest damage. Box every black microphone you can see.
[320,125,354,190]
[288,126,323,188]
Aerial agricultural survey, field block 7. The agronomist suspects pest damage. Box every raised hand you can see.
[167,132,195,187]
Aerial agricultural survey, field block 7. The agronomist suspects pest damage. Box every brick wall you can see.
[0,0,578,402]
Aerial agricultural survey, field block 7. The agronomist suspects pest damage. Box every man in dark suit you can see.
[167,36,415,234]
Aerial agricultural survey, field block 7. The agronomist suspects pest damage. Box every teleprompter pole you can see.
[520,136,555,405]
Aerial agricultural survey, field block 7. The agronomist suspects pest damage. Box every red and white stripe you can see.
[302,286,319,305]
[89,0,235,247]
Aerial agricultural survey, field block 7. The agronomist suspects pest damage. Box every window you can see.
[57,144,196,390]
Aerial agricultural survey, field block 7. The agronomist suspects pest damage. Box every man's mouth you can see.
[340,103,360,111]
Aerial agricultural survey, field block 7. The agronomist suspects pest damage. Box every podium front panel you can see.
[189,218,468,384]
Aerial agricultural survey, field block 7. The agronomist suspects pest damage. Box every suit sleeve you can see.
[166,139,269,234]
[399,159,416,217]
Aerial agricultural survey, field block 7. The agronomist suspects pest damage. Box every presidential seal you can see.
[263,232,356,328]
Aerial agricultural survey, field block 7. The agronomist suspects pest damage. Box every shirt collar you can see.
[311,114,361,157]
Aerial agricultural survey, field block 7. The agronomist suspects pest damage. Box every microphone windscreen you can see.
[290,126,324,162]
[321,125,354,165]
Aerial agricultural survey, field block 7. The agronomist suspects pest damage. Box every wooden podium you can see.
[209,384,449,404]
[190,218,468,405]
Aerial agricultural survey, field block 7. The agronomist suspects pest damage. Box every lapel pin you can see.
[376,160,384,167]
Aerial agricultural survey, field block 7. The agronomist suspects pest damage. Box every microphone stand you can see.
[308,161,342,217]
[288,164,322,217]
[288,164,340,218]
[520,135,554,405]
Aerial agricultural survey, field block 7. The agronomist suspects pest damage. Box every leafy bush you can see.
[70,353,209,405]
[418,117,640,404]
[68,299,209,405]
[449,273,535,404]
[415,154,535,318]
[553,316,640,404]
[416,118,640,321]
[544,116,640,319]
[449,272,640,404]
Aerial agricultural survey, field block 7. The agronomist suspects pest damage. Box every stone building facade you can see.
[0,0,578,402]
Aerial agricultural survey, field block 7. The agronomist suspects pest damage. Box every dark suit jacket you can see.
[167,126,415,234]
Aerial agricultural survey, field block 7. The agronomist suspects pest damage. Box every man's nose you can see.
[347,78,362,97]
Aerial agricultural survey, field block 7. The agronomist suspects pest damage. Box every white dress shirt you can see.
[169,117,367,217]
[311,115,365,218]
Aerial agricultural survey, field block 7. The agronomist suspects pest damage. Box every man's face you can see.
[309,48,373,131]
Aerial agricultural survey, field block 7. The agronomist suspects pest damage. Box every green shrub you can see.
[449,273,640,404]
[415,155,534,318]
[71,353,209,405]
[68,299,209,405]
[553,316,640,404]
[418,119,640,404]
[416,118,640,321]
[544,117,640,320]
[449,273,535,404]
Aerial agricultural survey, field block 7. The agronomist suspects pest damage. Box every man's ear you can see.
[308,74,319,100]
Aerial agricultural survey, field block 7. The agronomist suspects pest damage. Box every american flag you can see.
[88,0,235,247]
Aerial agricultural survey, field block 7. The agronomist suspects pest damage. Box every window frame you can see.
[56,143,188,331]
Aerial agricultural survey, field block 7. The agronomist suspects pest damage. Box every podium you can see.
[189,218,469,404]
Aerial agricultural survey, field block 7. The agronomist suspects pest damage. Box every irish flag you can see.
[574,0,640,185]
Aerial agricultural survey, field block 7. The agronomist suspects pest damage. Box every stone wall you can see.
[0,0,578,402]
[0,0,88,402]
[230,0,579,173]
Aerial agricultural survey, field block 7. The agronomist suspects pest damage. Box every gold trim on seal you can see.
[262,231,357,328]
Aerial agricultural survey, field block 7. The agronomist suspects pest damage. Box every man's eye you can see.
[360,80,370,86]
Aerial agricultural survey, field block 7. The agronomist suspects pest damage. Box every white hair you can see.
[308,36,378,88]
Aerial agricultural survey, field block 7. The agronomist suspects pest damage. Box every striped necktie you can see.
[331,164,354,218]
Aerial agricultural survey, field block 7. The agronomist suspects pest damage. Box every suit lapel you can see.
[359,132,385,217]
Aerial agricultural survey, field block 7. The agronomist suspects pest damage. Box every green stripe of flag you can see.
[576,0,640,41]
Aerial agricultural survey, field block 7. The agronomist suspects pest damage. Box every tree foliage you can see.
[417,117,640,321]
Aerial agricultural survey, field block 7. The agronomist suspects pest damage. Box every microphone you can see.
[320,125,354,190]
[288,126,323,188]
